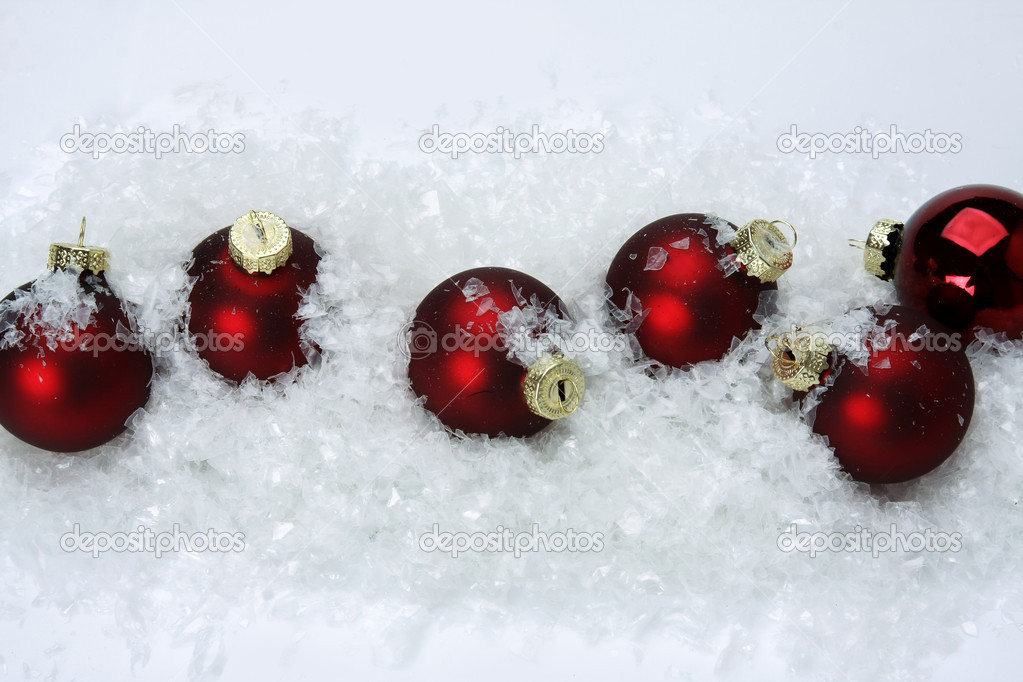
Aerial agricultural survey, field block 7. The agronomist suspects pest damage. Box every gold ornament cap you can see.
[855,219,904,281]
[523,355,585,420]
[47,217,110,273]
[767,330,833,392]
[228,210,293,274]
[731,219,797,283]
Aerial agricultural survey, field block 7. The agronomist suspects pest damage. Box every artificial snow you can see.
[644,246,668,271]
[0,268,100,352]
[0,90,1020,682]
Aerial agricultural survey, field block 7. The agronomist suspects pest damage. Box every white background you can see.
[2,1,1022,680]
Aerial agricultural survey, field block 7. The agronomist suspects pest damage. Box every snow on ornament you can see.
[405,266,584,437]
[768,304,975,484]
[606,212,796,368]
[0,218,154,452]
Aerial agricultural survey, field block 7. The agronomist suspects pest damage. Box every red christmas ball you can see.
[406,266,584,437]
[772,305,975,484]
[864,184,1023,339]
[187,211,321,382]
[606,213,795,368]
[0,230,153,453]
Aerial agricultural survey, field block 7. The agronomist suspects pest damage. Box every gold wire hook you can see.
[249,210,267,243]
[769,219,798,251]
[78,217,87,247]
[556,376,581,414]
[847,238,867,250]
[765,335,797,367]
[744,219,798,268]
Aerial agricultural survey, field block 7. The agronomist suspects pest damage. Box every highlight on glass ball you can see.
[0,218,154,453]
[605,212,796,368]
[405,266,585,438]
[855,184,1023,340]
[767,304,976,484]
[186,210,322,383]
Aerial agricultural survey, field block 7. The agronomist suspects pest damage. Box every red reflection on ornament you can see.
[842,393,886,431]
[16,359,63,401]
[449,352,487,390]
[944,275,976,296]
[214,307,255,339]
[642,291,694,338]
[895,184,1023,338]
[941,207,1008,255]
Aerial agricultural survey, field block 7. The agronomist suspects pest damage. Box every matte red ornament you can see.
[187,211,321,382]
[406,266,584,437]
[771,305,975,484]
[606,213,795,368]
[0,221,153,453]
[861,184,1023,340]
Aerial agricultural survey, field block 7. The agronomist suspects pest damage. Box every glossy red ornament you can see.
[187,211,321,382]
[406,266,584,437]
[864,184,1023,339]
[0,226,153,453]
[606,213,794,368]
[772,305,975,484]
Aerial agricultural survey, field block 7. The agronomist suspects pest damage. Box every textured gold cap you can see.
[861,219,904,281]
[228,210,293,274]
[523,355,585,420]
[731,219,796,283]
[48,217,110,273]
[767,330,833,392]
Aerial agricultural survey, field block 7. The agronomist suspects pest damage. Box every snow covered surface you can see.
[1,1,1022,680]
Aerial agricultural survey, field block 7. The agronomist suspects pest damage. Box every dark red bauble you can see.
[794,305,975,484]
[0,272,154,453]
[186,214,321,383]
[407,266,580,438]
[888,184,1023,339]
[606,213,790,368]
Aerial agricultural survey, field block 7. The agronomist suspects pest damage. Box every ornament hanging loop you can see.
[523,354,585,420]
[766,219,798,252]
[553,375,582,415]
[46,216,110,273]
[765,334,796,368]
[228,210,293,274]
[248,209,267,244]
[731,218,796,283]
[767,328,833,392]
